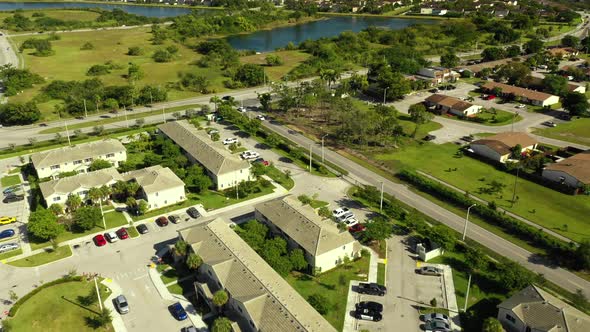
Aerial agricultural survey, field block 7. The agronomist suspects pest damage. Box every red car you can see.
[156,216,169,227]
[116,228,129,240]
[485,95,496,100]
[94,234,107,247]
[349,224,366,234]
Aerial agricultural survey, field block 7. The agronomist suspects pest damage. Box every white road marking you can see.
[133,274,147,280]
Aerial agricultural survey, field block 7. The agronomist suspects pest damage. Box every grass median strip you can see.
[377,262,386,286]
[1,175,21,187]
[0,248,23,261]
[8,246,72,267]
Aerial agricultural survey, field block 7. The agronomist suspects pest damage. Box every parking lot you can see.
[0,179,29,253]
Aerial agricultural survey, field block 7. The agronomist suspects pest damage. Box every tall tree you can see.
[73,206,102,231]
[27,208,63,241]
[481,317,503,332]
[212,290,229,309]
[562,92,589,116]
[408,103,434,138]
[186,253,203,270]
[440,52,460,69]
[212,317,232,332]
[65,193,82,213]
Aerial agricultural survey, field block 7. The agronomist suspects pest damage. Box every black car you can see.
[423,134,437,141]
[187,207,200,219]
[222,95,232,101]
[354,308,382,322]
[168,215,180,224]
[3,195,24,203]
[357,283,387,296]
[136,224,149,234]
[356,301,383,313]
[429,88,439,93]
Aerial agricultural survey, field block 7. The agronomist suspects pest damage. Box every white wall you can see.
[144,185,185,209]
[449,105,482,117]
[36,151,127,179]
[498,307,525,332]
[216,168,252,190]
[541,95,560,107]
[542,169,582,188]
[315,242,360,272]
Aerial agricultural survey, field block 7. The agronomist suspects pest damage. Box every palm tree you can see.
[212,290,229,313]
[186,253,203,270]
[174,240,188,257]
[126,181,140,197]
[210,96,221,112]
[65,194,82,213]
[211,317,232,332]
[87,187,102,205]
[99,185,111,202]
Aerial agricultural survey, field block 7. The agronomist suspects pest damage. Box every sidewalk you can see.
[367,247,379,283]
[438,264,461,331]
[101,278,128,332]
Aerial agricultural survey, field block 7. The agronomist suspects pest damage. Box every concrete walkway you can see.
[438,264,460,331]
[102,278,129,332]
[368,248,379,283]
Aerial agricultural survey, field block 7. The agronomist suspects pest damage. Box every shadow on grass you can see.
[460,298,503,332]
[61,296,100,315]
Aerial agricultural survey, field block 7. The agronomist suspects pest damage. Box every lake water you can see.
[226,16,438,52]
[0,2,193,17]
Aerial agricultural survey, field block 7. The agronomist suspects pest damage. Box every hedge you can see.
[8,276,84,317]
[397,169,579,267]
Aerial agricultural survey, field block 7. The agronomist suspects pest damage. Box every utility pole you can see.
[64,121,71,146]
[123,108,129,128]
[161,106,166,123]
[83,99,88,118]
[94,276,103,311]
[464,273,472,312]
[383,87,388,104]
[380,181,384,212]
[321,134,329,163]
[462,203,477,241]
[309,144,313,173]
[99,198,106,230]
[511,164,520,208]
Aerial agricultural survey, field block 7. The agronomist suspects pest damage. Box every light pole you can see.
[321,134,329,163]
[94,276,103,311]
[511,111,518,132]
[462,203,477,240]
[383,87,388,104]
[380,181,384,212]
[309,144,313,173]
[64,120,71,146]
[511,164,520,208]
[99,198,106,230]
[161,106,166,123]
[463,273,472,312]
[83,99,88,118]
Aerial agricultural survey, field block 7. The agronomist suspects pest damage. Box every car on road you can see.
[169,302,188,321]
[253,158,270,166]
[357,283,387,296]
[423,134,436,141]
[0,242,19,253]
[39,123,48,127]
[429,88,439,93]
[156,216,169,227]
[223,137,238,145]
[3,195,24,203]
[332,208,350,218]
[422,312,450,323]
[241,150,260,160]
[105,232,118,243]
[0,229,15,240]
[424,320,451,332]
[417,266,443,276]
[222,95,232,101]
[136,224,149,234]
[542,121,557,127]
[0,216,16,225]
[93,234,107,247]
[114,295,130,314]
[116,228,129,240]
[354,308,382,322]
[256,114,266,121]
[237,106,246,113]
[461,136,475,142]
[356,301,383,313]
[484,95,496,100]
[187,207,200,219]
[515,104,526,109]
[349,223,366,234]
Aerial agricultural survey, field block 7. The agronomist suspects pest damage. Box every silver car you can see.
[424,320,450,332]
[0,242,19,253]
[423,312,450,323]
[417,266,443,276]
[114,295,129,314]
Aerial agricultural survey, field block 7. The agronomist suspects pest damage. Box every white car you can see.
[256,115,266,121]
[515,104,526,109]
[241,150,260,160]
[237,106,246,113]
[332,208,350,218]
[338,212,355,222]
[0,242,19,253]
[105,232,118,243]
[342,217,359,227]
[223,138,238,145]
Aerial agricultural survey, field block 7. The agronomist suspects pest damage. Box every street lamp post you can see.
[383,87,388,104]
[380,181,384,212]
[94,276,103,311]
[309,144,313,173]
[321,134,329,163]
[99,198,106,231]
[462,203,477,240]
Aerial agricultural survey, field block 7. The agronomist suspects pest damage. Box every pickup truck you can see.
[357,282,387,296]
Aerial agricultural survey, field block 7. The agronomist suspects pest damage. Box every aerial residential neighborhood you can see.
[0,0,589,332]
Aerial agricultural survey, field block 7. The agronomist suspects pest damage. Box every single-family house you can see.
[547,47,579,59]
[542,151,590,189]
[425,94,483,117]
[157,120,251,190]
[121,165,185,209]
[497,284,590,332]
[254,195,361,273]
[417,67,460,84]
[420,7,448,15]
[481,81,560,107]
[179,218,337,332]
[39,167,122,206]
[523,76,586,95]
[31,139,127,179]
[568,83,586,94]
[470,132,538,163]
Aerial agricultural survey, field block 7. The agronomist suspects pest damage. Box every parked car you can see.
[429,88,439,93]
[3,195,24,203]
[542,121,557,127]
[168,215,180,224]
[136,224,149,234]
[207,129,219,135]
[156,216,169,227]
[354,308,382,322]
[423,135,436,141]
[93,234,107,247]
[357,283,387,296]
[515,104,526,109]
[241,150,260,160]
[169,302,188,321]
[461,135,475,142]
[0,216,17,225]
[332,208,350,218]
[253,158,270,166]
[485,95,496,100]
[0,229,15,240]
[256,115,266,121]
[222,95,232,101]
[223,137,238,145]
[181,327,198,332]
[416,266,443,276]
[342,217,359,227]
[105,232,118,243]
[356,301,383,313]
[116,228,129,240]
[187,207,200,219]
[3,185,19,195]
[423,312,450,323]
[114,295,130,314]
[237,106,246,113]
[0,242,19,253]
[349,224,366,234]
[424,320,451,332]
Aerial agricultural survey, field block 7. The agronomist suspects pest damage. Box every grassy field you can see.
[377,262,386,286]
[0,9,102,32]
[8,245,72,267]
[0,248,23,261]
[6,279,113,332]
[1,174,21,187]
[533,118,590,146]
[167,283,183,295]
[10,27,224,120]
[286,255,370,330]
[371,143,590,242]
[441,108,523,126]
[265,165,295,190]
[240,50,311,81]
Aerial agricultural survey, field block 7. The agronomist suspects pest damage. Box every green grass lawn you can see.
[265,165,295,190]
[377,262,386,286]
[1,174,21,187]
[160,268,179,285]
[309,199,329,209]
[6,279,113,332]
[371,143,590,242]
[167,283,183,295]
[0,248,23,261]
[127,226,139,238]
[285,255,370,330]
[0,10,103,33]
[533,118,590,146]
[10,27,224,120]
[441,108,522,126]
[8,245,72,267]
[240,50,311,81]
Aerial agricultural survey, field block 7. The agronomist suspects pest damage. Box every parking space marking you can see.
[133,274,147,280]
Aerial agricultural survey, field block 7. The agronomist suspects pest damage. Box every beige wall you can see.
[216,168,252,190]
[498,307,526,332]
[541,95,560,107]
[144,185,185,210]
[36,151,127,179]
[315,242,360,272]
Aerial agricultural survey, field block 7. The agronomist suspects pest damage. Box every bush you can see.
[127,46,143,56]
[153,49,173,63]
[8,277,83,317]
[308,293,330,314]
[86,64,110,76]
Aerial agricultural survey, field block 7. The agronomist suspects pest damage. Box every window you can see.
[505,313,516,324]
[84,158,93,162]
[53,196,61,202]
[238,306,242,313]
[249,321,255,328]
[50,165,60,170]
[155,192,158,197]
[106,153,115,158]
[79,190,88,196]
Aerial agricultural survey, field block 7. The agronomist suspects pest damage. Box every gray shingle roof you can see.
[31,139,125,168]
[38,167,122,198]
[179,218,336,332]
[255,195,357,256]
[499,285,590,332]
[157,120,250,176]
[121,165,184,194]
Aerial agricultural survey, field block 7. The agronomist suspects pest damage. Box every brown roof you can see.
[425,94,477,112]
[482,81,556,102]
[425,94,448,104]
[544,151,590,184]
[472,132,537,155]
